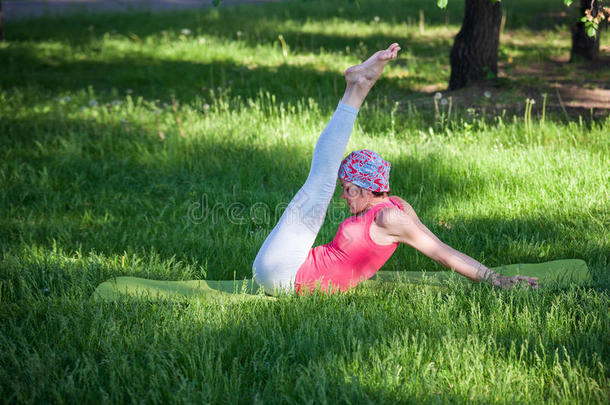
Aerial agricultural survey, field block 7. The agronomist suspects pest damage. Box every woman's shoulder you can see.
[375,196,418,227]
[388,195,412,212]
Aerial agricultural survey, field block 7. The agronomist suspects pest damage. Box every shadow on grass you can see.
[5,37,604,125]
[3,0,576,46]
[0,44,432,106]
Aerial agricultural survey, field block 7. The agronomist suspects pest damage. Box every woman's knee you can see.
[252,252,277,286]
[252,254,295,294]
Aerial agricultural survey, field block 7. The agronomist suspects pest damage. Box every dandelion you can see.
[434,92,442,100]
[181,28,192,35]
[203,103,210,112]
[198,37,206,44]
[440,98,448,106]
[217,86,222,92]
[484,90,492,98]
[373,16,380,23]
[236,31,242,37]
[89,100,98,107]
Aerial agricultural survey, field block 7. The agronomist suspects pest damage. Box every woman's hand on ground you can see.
[491,274,539,290]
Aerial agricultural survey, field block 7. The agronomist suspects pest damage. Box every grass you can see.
[1,0,609,402]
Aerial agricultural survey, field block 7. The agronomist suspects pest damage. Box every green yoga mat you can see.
[94,259,591,301]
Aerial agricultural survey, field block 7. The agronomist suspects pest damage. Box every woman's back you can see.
[295,198,404,293]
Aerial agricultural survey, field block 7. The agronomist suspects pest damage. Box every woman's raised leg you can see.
[252,43,400,294]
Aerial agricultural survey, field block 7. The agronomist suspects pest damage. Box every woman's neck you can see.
[359,196,391,214]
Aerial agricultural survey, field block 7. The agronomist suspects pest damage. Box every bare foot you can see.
[341,43,401,108]
[345,43,400,88]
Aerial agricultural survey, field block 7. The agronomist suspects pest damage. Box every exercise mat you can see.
[94,259,591,301]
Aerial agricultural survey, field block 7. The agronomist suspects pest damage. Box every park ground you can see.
[1,0,609,403]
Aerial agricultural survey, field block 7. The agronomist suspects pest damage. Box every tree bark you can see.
[449,0,502,90]
[570,0,600,61]
[0,0,4,42]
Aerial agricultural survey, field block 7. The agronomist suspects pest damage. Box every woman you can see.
[253,43,538,295]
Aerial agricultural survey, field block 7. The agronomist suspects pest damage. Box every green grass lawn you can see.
[1,0,609,402]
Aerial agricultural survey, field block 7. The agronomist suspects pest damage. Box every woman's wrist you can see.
[476,265,500,285]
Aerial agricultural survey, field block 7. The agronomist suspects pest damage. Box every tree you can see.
[449,0,502,90]
[442,0,608,90]
[571,0,606,61]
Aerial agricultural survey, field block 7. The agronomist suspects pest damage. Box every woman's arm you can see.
[377,197,537,288]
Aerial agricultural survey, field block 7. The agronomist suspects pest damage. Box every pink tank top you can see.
[294,197,405,293]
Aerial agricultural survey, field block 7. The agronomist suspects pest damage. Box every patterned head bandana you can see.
[338,149,391,192]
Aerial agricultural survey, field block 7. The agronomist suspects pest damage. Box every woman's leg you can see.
[252,102,358,294]
[252,43,401,295]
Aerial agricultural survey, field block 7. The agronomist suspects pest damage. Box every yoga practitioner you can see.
[252,43,538,295]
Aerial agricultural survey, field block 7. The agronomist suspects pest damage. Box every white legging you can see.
[252,102,359,294]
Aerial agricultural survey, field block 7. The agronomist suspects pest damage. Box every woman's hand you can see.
[487,274,539,290]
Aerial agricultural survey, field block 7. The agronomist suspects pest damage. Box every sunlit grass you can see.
[1,0,609,402]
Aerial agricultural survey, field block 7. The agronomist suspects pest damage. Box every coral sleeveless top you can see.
[295,197,405,293]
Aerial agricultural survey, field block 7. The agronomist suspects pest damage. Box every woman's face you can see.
[339,179,371,214]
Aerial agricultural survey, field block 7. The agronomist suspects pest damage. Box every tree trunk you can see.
[449,0,502,90]
[0,0,4,42]
[570,0,600,61]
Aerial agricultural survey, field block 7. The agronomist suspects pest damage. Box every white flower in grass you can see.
[440,98,448,106]
[89,100,98,107]
[198,37,206,44]
[236,31,242,37]
[181,28,192,35]
[373,16,380,23]
[55,96,71,103]
[203,103,210,112]
[484,90,492,98]
[111,100,122,107]
[125,88,133,94]
[434,92,442,100]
